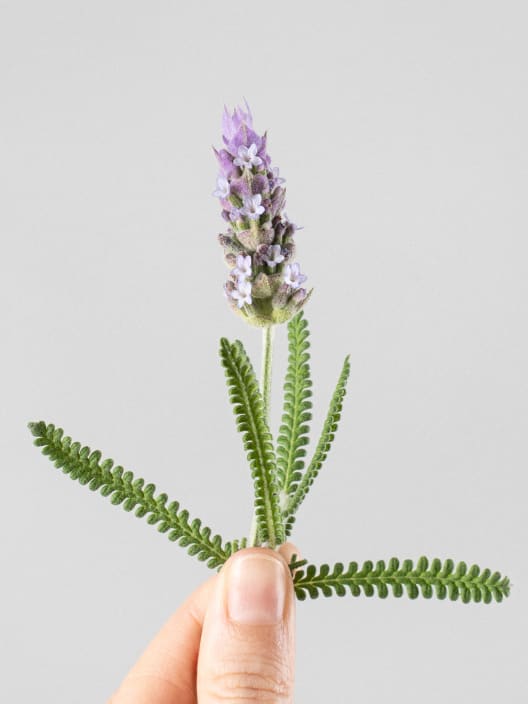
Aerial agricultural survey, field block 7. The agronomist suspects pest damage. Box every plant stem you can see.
[260,325,274,422]
[248,324,274,546]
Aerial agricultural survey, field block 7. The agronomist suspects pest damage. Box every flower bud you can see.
[218,234,244,255]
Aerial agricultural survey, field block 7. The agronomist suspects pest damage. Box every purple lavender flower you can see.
[221,101,254,144]
[215,102,311,326]
[270,166,286,188]
[241,194,265,221]
[233,144,263,170]
[232,254,252,280]
[214,104,270,229]
[213,176,230,199]
[262,244,285,270]
[230,279,252,308]
[283,262,307,290]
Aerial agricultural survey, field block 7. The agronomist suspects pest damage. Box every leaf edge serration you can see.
[27,420,244,569]
[276,311,313,502]
[219,338,285,547]
[292,556,511,604]
[285,353,351,526]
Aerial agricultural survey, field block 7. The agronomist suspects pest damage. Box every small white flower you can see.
[283,262,307,290]
[262,244,285,269]
[212,176,230,199]
[241,194,265,220]
[230,279,252,308]
[232,254,252,280]
[233,143,263,170]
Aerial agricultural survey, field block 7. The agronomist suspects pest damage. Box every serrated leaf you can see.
[219,339,284,547]
[285,355,350,519]
[276,312,313,499]
[28,420,233,569]
[291,556,510,604]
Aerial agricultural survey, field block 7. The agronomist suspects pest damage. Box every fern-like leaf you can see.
[219,338,285,547]
[276,312,312,504]
[292,557,511,603]
[28,421,243,569]
[285,355,350,528]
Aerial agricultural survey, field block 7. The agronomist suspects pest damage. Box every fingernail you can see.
[227,554,286,625]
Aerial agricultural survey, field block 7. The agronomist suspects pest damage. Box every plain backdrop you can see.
[1,1,526,701]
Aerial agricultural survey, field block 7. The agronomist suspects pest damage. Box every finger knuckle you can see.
[206,654,293,702]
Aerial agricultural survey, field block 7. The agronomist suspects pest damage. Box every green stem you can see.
[260,325,274,422]
[248,325,274,546]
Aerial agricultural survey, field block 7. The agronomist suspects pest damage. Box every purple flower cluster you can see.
[214,102,311,326]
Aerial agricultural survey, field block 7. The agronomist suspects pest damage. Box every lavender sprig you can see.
[28,102,511,612]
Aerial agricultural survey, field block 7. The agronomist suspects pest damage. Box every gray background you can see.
[1,0,526,701]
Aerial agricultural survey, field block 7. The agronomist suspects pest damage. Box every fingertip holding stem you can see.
[227,553,287,625]
[198,547,296,703]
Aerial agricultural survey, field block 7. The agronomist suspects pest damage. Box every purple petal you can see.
[214,147,235,178]
[251,175,269,195]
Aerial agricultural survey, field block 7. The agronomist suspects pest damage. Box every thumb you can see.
[197,545,296,703]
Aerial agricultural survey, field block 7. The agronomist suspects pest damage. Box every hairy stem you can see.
[260,325,274,421]
[249,324,274,546]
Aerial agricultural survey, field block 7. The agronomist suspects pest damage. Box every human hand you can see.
[110,543,297,703]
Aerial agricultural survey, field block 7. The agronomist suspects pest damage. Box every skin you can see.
[109,543,298,704]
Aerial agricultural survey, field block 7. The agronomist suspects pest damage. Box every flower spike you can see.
[215,102,312,327]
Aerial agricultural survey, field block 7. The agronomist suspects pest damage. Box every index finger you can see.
[109,572,217,704]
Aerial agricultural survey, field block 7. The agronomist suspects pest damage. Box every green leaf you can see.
[292,556,511,604]
[28,421,244,568]
[285,354,350,524]
[276,312,312,501]
[219,339,284,547]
